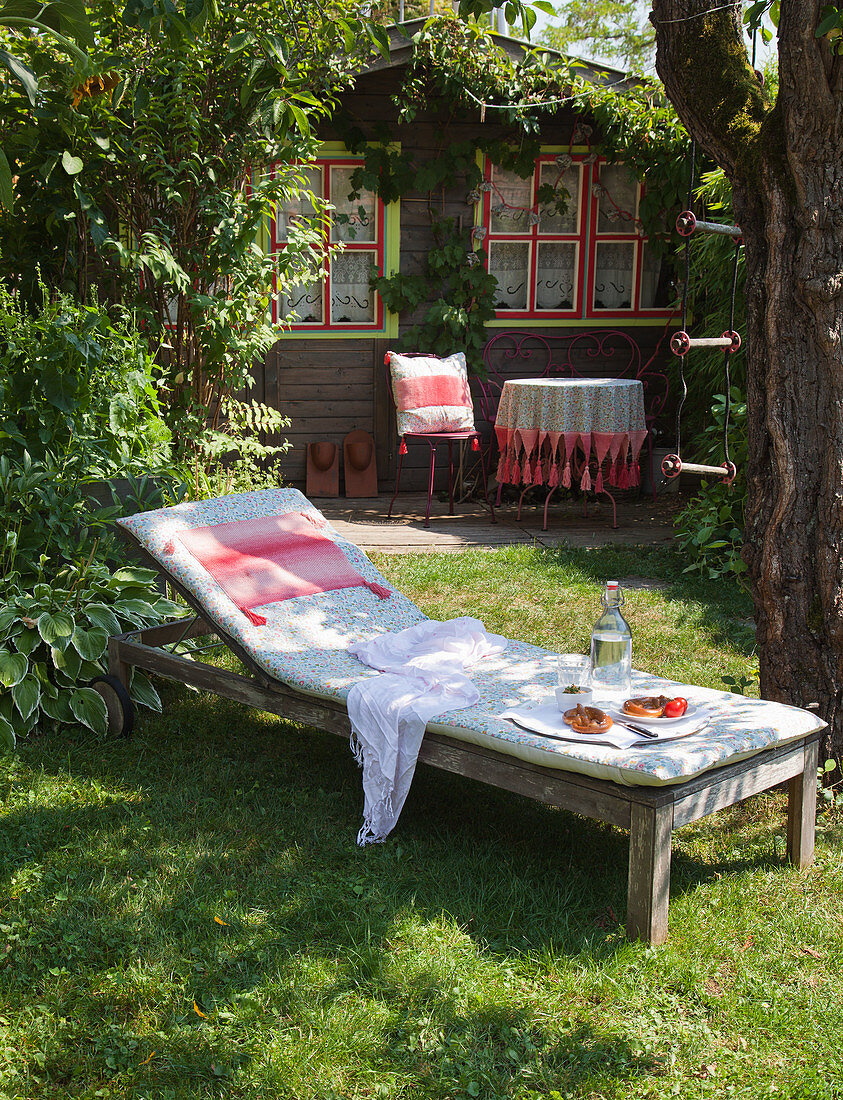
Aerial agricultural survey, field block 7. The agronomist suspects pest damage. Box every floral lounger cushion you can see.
[117,488,821,790]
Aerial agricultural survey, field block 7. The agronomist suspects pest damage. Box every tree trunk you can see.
[652,0,843,757]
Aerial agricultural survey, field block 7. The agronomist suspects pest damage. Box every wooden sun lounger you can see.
[101,535,821,946]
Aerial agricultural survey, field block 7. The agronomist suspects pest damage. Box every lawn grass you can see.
[0,544,841,1099]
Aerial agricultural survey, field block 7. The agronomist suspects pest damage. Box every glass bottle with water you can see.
[589,580,632,700]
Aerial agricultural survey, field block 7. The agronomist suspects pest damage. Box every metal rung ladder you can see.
[661,454,736,484]
[670,330,741,357]
[676,210,742,239]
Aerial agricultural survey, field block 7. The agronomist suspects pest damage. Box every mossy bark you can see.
[653,0,843,757]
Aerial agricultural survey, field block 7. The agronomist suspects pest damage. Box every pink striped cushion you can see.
[178,511,391,624]
[387,351,475,436]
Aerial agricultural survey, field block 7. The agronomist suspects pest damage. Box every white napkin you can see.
[501,697,710,749]
[347,617,507,845]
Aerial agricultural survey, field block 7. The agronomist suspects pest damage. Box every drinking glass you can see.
[557,655,592,692]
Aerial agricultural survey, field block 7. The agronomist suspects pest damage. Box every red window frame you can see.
[269,158,386,331]
[482,154,675,321]
[481,155,589,319]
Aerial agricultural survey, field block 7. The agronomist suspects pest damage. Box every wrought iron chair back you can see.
[474,329,669,435]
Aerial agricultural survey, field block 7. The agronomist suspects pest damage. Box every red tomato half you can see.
[664,697,688,718]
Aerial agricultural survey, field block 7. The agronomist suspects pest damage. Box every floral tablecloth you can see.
[494,378,648,491]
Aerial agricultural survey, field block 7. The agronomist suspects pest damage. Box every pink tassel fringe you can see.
[365,581,392,600]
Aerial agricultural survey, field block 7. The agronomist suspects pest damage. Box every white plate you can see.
[613,701,700,725]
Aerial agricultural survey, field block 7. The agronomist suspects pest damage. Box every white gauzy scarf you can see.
[347,617,507,845]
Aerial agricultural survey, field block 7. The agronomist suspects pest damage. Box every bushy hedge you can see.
[0,290,185,752]
[0,284,171,477]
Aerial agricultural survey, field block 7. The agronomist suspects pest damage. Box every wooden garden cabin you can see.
[255,20,677,492]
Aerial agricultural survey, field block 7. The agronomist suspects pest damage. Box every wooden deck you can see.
[318,490,686,553]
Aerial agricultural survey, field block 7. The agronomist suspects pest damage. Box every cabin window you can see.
[481,154,675,322]
[484,157,586,317]
[271,159,386,331]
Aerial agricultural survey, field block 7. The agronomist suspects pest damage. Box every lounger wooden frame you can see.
[110,537,822,946]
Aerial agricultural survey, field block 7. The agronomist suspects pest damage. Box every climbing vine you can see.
[334,14,693,372]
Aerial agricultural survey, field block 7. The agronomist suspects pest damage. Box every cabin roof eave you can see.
[356,17,636,91]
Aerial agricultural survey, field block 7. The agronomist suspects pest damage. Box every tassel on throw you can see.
[399,438,408,456]
[471,436,480,452]
[365,581,392,600]
[580,467,592,492]
[562,463,571,489]
[242,608,267,625]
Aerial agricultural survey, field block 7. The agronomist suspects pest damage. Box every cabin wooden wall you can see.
[262,68,673,494]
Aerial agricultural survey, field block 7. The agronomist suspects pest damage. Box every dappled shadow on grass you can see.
[539,545,756,661]
[0,686,798,1096]
[387,543,757,664]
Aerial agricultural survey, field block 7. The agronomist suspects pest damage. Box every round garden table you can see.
[493,377,649,529]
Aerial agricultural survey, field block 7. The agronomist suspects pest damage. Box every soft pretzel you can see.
[563,704,613,734]
[622,695,671,719]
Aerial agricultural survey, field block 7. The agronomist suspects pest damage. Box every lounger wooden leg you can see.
[108,636,131,691]
[626,801,673,945]
[787,737,818,869]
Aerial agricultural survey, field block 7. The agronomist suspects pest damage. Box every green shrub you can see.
[0,284,171,479]
[0,454,188,754]
[0,562,182,751]
[674,388,748,580]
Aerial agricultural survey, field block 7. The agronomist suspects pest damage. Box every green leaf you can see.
[288,103,310,137]
[51,644,82,679]
[62,150,84,176]
[0,49,39,105]
[0,608,17,637]
[816,7,842,37]
[130,672,161,712]
[84,603,122,636]
[116,599,159,624]
[71,624,109,662]
[14,628,40,656]
[0,148,13,213]
[0,713,15,752]
[53,0,94,47]
[41,690,74,724]
[0,648,28,688]
[69,687,108,735]
[11,674,40,722]
[37,611,74,647]
[112,567,159,585]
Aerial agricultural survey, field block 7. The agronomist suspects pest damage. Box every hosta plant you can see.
[0,562,183,751]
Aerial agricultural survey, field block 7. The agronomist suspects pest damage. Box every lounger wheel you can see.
[91,675,135,738]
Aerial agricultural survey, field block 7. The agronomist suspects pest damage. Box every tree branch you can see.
[650,0,769,181]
